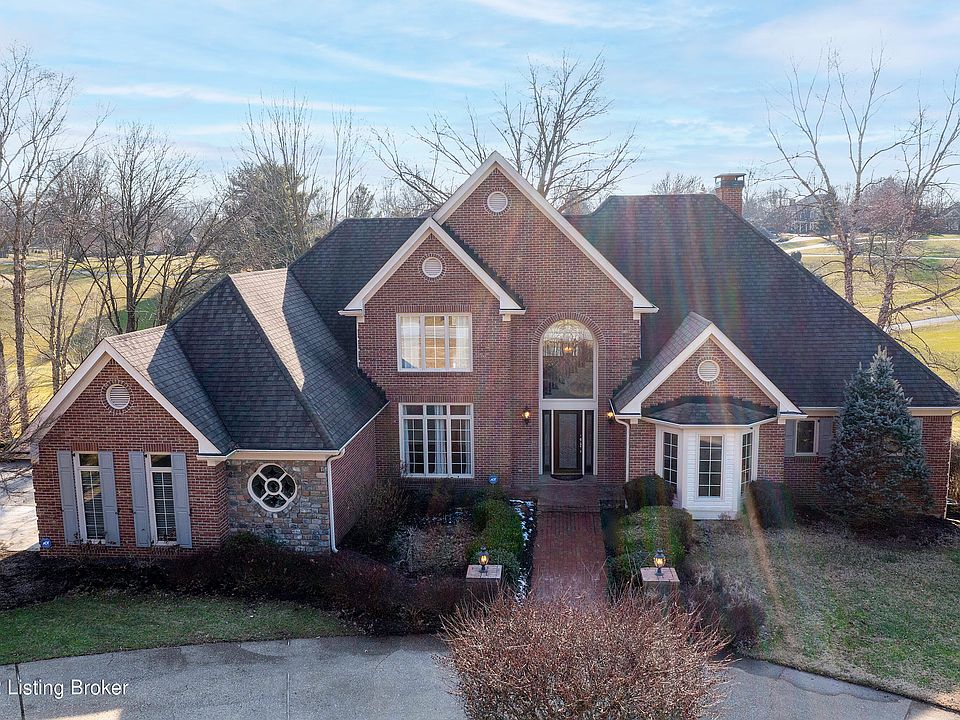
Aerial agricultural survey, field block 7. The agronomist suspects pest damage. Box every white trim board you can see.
[616,323,803,417]
[341,217,525,321]
[433,152,658,314]
[25,339,221,455]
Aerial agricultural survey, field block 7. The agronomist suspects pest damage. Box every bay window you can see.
[662,431,679,487]
[741,431,754,488]
[397,314,471,371]
[401,404,473,477]
[698,435,723,498]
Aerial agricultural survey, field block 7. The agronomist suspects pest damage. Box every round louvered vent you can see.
[486,191,509,213]
[697,360,721,383]
[421,256,443,279]
[106,383,131,409]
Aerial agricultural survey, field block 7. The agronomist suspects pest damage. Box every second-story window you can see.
[397,314,472,371]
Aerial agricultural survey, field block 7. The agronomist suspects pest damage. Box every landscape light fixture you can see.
[653,548,666,577]
[478,546,490,574]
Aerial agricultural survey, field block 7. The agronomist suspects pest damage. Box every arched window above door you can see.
[541,320,595,400]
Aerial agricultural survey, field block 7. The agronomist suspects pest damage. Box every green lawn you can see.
[0,592,351,664]
[692,521,960,709]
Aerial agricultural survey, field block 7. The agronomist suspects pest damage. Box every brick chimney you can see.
[714,173,745,215]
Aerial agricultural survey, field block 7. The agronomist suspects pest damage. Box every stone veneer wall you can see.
[226,459,331,552]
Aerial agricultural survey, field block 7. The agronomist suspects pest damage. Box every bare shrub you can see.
[442,594,726,720]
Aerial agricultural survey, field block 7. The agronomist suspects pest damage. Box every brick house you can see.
[27,154,959,555]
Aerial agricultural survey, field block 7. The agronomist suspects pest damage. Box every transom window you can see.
[542,320,594,399]
[795,420,817,455]
[397,314,471,371]
[698,435,723,498]
[662,431,679,487]
[401,404,473,477]
[248,464,298,512]
[74,453,105,542]
[148,454,177,543]
[741,432,754,488]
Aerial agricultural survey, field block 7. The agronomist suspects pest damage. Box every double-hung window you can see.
[741,432,754,488]
[794,420,817,455]
[401,404,473,477]
[74,453,105,542]
[662,431,679,487]
[147,454,177,543]
[397,314,471,371]
[698,435,723,498]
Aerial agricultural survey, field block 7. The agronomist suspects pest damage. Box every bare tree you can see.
[327,108,365,228]
[374,53,640,212]
[376,179,431,218]
[866,78,960,330]
[219,95,325,270]
[650,172,705,194]
[31,154,104,391]
[85,123,199,334]
[767,47,903,305]
[0,44,100,429]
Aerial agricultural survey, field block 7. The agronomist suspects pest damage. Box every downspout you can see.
[325,448,345,553]
[611,400,631,482]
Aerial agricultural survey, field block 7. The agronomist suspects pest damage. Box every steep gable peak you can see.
[434,152,657,314]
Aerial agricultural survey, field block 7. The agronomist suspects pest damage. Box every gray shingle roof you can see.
[612,312,713,412]
[229,268,386,449]
[106,327,233,454]
[644,397,777,425]
[571,195,960,408]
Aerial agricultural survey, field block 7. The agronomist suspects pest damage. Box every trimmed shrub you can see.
[608,507,694,591]
[624,474,675,511]
[442,594,726,720]
[349,469,410,555]
[743,479,795,529]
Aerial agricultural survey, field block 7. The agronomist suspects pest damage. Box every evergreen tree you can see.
[821,347,931,528]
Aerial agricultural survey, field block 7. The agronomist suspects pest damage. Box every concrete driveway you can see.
[2,637,957,720]
[0,463,37,553]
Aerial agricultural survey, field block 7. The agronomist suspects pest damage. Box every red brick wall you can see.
[34,360,228,557]
[643,339,775,410]
[330,415,379,545]
[782,415,951,514]
[628,421,656,478]
[441,169,641,485]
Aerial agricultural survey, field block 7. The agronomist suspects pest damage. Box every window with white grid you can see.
[698,435,723,498]
[662,431,679,487]
[397,314,472,371]
[148,454,177,543]
[401,404,473,477]
[75,453,105,542]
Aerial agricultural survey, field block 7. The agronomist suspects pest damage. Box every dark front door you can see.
[552,409,584,476]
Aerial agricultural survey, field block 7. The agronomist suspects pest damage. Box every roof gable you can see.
[341,217,525,320]
[26,331,225,455]
[435,152,657,314]
[614,312,802,416]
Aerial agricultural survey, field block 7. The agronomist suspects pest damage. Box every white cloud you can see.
[82,83,382,113]
[304,42,495,88]
[463,0,711,31]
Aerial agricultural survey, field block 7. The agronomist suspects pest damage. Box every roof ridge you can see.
[227,273,336,448]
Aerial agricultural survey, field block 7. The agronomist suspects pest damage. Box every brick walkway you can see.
[530,481,608,601]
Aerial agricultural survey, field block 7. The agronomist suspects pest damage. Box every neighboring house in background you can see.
[784,194,831,235]
[26,153,959,556]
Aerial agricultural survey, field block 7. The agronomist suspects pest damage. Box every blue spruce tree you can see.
[820,347,931,528]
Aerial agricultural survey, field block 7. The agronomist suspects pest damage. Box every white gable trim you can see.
[434,152,658,313]
[341,217,525,320]
[617,324,802,416]
[26,339,221,455]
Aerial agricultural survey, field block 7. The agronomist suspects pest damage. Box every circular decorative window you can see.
[105,384,131,410]
[421,256,443,279]
[697,359,721,383]
[248,464,298,512]
[486,190,509,213]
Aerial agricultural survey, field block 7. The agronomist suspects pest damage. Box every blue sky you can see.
[3,0,960,194]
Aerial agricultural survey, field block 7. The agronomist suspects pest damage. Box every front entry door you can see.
[552,410,584,476]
